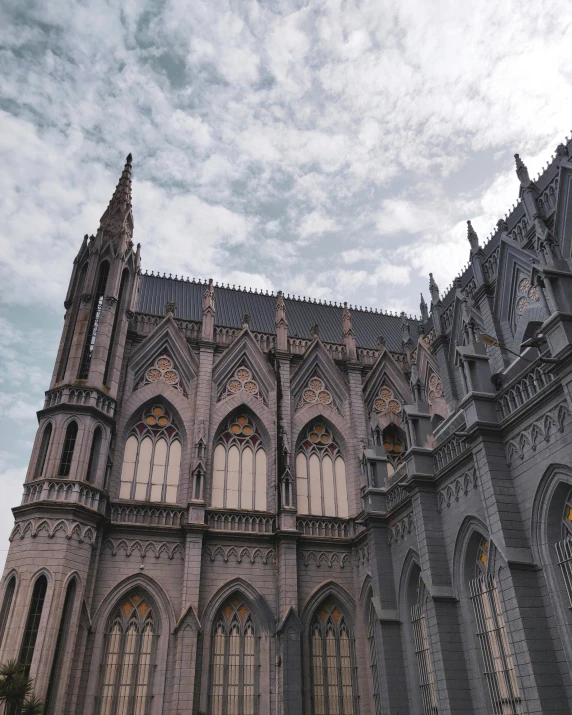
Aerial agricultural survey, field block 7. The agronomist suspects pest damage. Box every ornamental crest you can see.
[138,353,186,395]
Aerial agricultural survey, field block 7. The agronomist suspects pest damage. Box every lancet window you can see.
[97,594,156,715]
[555,489,572,605]
[35,422,52,478]
[410,578,439,714]
[296,424,348,518]
[45,578,77,715]
[469,539,521,714]
[59,421,78,477]
[119,405,181,503]
[210,596,258,715]
[79,261,109,379]
[212,415,267,512]
[19,575,48,675]
[310,600,357,715]
[0,576,15,649]
[366,596,382,715]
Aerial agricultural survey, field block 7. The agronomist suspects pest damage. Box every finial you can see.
[166,301,176,317]
[467,220,480,253]
[310,324,320,339]
[241,313,250,329]
[126,153,132,164]
[419,293,428,322]
[514,153,531,188]
[376,335,385,349]
[429,273,440,304]
[497,218,508,234]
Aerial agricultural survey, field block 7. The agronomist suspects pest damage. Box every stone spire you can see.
[467,220,480,254]
[275,291,288,351]
[429,273,440,305]
[98,154,134,247]
[342,302,357,362]
[514,153,532,189]
[201,278,216,341]
[420,293,429,322]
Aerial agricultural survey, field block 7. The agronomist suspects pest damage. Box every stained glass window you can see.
[59,421,78,477]
[310,600,357,715]
[97,594,156,715]
[0,576,15,649]
[381,424,406,474]
[119,405,181,503]
[555,489,572,604]
[469,538,521,714]
[410,578,438,714]
[210,597,257,715]
[366,597,382,715]
[296,424,348,518]
[19,575,48,676]
[86,427,103,483]
[45,579,77,715]
[212,415,267,512]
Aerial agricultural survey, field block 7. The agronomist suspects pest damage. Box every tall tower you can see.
[0,156,140,711]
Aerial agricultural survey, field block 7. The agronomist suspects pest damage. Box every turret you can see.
[342,303,357,362]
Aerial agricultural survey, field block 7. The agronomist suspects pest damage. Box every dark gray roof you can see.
[137,274,415,352]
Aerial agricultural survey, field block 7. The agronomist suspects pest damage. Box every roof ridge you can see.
[140,270,420,321]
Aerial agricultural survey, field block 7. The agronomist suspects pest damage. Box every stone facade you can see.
[3,144,572,715]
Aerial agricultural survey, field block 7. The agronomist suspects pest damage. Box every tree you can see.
[0,661,44,715]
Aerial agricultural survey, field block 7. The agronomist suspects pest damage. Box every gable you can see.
[290,339,348,411]
[362,348,411,417]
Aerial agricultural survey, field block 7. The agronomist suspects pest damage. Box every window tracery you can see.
[220,362,263,403]
[298,373,334,410]
[20,575,48,676]
[98,594,156,715]
[427,373,444,406]
[366,596,382,715]
[410,577,439,714]
[469,538,520,714]
[555,489,572,605]
[373,384,402,416]
[119,405,181,503]
[59,421,78,477]
[212,415,267,511]
[296,423,348,518]
[515,275,539,318]
[138,353,186,395]
[310,600,357,715]
[210,596,257,715]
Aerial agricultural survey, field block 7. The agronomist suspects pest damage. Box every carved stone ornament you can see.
[166,301,177,317]
[106,295,119,306]
[81,293,92,304]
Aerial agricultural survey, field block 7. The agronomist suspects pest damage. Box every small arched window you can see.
[469,538,520,714]
[212,415,267,511]
[410,576,438,714]
[79,261,110,379]
[103,268,129,387]
[310,600,357,715]
[59,421,78,477]
[210,596,257,715]
[19,575,48,675]
[36,423,53,478]
[381,424,406,476]
[119,405,181,503]
[296,423,348,518]
[0,576,16,648]
[98,594,156,715]
[86,427,103,483]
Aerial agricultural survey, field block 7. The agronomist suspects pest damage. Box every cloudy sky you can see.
[1,0,572,567]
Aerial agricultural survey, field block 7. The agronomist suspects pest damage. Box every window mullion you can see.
[238,443,243,511]
[131,436,142,500]
[332,450,339,517]
[319,452,325,517]
[146,439,156,502]
[162,438,170,503]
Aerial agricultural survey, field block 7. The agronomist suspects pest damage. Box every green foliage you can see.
[0,661,44,715]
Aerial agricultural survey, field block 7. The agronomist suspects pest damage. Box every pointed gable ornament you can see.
[420,293,429,322]
[429,273,440,305]
[342,302,357,362]
[467,220,480,254]
[515,153,532,189]
[241,313,251,330]
[310,324,320,340]
[275,290,288,351]
[401,312,414,351]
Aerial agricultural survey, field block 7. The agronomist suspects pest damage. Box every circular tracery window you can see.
[428,373,444,404]
[516,276,540,315]
[226,365,259,398]
[144,404,171,429]
[142,354,183,392]
[308,423,332,446]
[302,376,333,407]
[374,385,402,414]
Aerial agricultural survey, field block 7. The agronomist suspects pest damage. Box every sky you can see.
[1,0,572,569]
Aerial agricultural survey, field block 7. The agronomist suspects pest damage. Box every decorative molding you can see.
[506,402,570,466]
[205,545,276,565]
[356,545,369,568]
[297,550,350,569]
[388,512,414,545]
[437,468,478,512]
[10,518,96,546]
[103,538,183,559]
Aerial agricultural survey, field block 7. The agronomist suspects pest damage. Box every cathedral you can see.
[2,140,572,715]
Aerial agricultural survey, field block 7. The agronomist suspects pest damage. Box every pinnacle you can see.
[98,153,134,243]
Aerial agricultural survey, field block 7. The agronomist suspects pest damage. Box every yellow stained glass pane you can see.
[567,507,572,521]
[153,406,164,416]
[320,434,329,444]
[237,416,248,425]
[131,596,141,606]
[157,416,168,426]
[315,424,325,434]
[230,424,241,434]
[310,433,319,443]
[145,416,156,426]
[242,425,253,435]
[224,605,233,618]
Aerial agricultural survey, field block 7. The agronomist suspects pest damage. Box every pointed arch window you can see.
[119,405,181,503]
[19,575,48,676]
[104,268,129,387]
[45,578,77,715]
[555,489,572,604]
[59,421,78,477]
[212,415,267,511]
[410,577,439,714]
[87,427,103,483]
[97,594,156,715]
[469,538,520,714]
[296,423,348,518]
[310,600,357,715]
[366,596,382,715]
[0,576,16,648]
[35,422,52,478]
[59,261,89,381]
[79,261,110,379]
[381,424,406,475]
[210,596,258,715]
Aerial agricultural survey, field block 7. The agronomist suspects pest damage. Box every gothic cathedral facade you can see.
[3,144,572,715]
